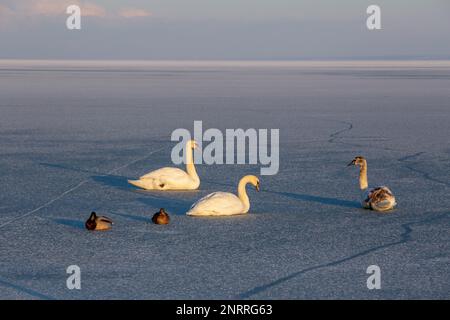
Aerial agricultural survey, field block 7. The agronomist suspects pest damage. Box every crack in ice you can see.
[236,212,449,299]
[0,146,166,229]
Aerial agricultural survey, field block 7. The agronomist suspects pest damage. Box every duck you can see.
[128,140,200,190]
[187,175,260,216]
[348,156,396,212]
[85,212,113,231]
[152,208,170,225]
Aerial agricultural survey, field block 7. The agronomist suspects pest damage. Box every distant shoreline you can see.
[1,59,450,70]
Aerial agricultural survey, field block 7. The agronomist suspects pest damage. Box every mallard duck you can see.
[85,212,113,231]
[152,208,170,225]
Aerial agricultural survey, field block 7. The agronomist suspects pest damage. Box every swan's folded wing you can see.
[373,199,394,210]
[189,192,241,213]
[139,167,188,180]
[367,186,394,204]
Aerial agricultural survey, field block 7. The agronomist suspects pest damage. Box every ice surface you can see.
[0,61,449,299]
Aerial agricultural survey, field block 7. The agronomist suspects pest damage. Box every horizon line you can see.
[1,59,450,68]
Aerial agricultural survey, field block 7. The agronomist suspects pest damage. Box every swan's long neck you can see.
[186,145,199,183]
[237,177,251,213]
[359,160,368,190]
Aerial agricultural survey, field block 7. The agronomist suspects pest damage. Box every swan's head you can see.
[348,156,366,167]
[188,140,199,149]
[247,175,260,192]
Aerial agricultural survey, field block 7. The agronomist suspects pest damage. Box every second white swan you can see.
[187,175,260,216]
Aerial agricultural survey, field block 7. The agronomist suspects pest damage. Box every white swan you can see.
[348,156,396,212]
[128,140,200,190]
[187,175,260,216]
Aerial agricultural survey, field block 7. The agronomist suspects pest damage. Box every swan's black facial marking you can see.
[348,156,366,166]
[159,184,165,188]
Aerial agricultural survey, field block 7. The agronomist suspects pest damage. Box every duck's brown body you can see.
[85,212,113,231]
[152,208,170,225]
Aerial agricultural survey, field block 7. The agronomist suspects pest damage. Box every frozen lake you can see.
[0,60,449,299]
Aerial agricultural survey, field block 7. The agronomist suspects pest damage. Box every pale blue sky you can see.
[0,0,449,59]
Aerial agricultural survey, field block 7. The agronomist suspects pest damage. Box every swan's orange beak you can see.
[255,182,260,192]
[347,159,356,167]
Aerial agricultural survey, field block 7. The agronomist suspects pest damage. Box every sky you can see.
[0,0,449,60]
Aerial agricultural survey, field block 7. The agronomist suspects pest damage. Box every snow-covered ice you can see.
[0,61,449,299]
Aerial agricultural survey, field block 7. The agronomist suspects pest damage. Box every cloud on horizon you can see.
[0,4,13,15]
[118,8,151,19]
[0,0,150,19]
